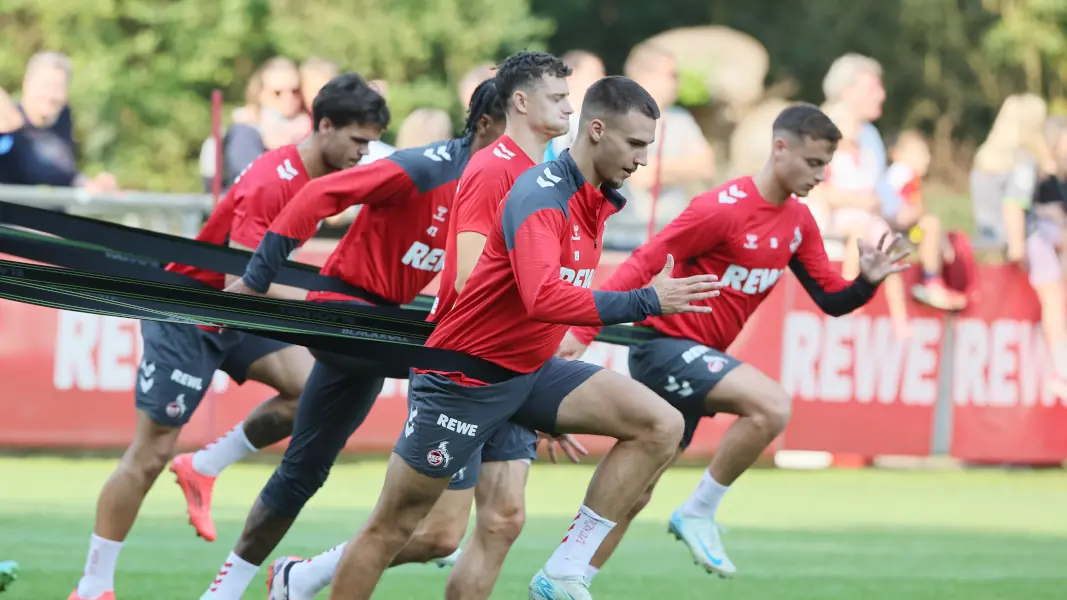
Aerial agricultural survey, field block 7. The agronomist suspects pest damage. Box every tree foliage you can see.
[2,0,1066,191]
[0,0,550,191]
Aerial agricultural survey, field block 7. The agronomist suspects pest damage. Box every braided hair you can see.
[464,77,506,137]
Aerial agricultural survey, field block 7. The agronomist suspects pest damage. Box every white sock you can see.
[543,505,615,579]
[200,552,259,599]
[288,543,348,598]
[681,469,730,519]
[77,534,123,598]
[584,565,600,584]
[192,422,257,477]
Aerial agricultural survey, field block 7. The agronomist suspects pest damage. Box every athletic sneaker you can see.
[266,556,303,600]
[67,590,115,600]
[431,548,461,568]
[0,561,18,592]
[667,508,737,578]
[528,569,592,600]
[170,452,217,542]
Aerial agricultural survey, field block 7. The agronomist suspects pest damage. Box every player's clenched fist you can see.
[651,254,724,315]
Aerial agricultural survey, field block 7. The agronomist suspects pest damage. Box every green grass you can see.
[1,458,1066,599]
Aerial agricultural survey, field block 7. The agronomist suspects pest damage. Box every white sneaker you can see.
[667,508,737,578]
[266,556,305,600]
[529,569,592,600]
[431,548,461,568]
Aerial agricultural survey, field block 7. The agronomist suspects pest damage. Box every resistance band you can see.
[0,201,660,348]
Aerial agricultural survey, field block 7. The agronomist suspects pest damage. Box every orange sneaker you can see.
[170,452,217,541]
[68,589,116,600]
[266,556,303,600]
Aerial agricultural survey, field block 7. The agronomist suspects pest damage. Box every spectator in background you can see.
[545,50,605,161]
[612,42,715,249]
[215,57,309,191]
[971,93,1055,263]
[813,101,910,337]
[822,54,904,229]
[886,130,967,310]
[299,57,340,113]
[0,51,115,191]
[1022,116,1067,395]
[457,62,496,109]
[395,108,452,149]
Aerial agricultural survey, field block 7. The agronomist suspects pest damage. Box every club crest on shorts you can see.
[705,355,728,373]
[426,441,452,469]
[165,394,187,419]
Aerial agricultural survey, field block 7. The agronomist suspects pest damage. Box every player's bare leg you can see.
[395,487,474,564]
[586,451,679,585]
[668,364,790,576]
[531,370,683,596]
[171,345,312,542]
[445,460,529,600]
[274,487,475,600]
[329,454,453,599]
[71,411,181,600]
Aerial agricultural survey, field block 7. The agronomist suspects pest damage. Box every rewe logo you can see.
[717,183,747,204]
[492,143,516,160]
[560,267,595,288]
[719,264,785,295]
[401,241,445,272]
[423,145,452,162]
[436,413,479,436]
[537,167,563,188]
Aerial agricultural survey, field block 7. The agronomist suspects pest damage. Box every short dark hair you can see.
[772,103,842,143]
[312,73,391,132]
[495,51,571,107]
[580,76,660,123]
[464,77,506,136]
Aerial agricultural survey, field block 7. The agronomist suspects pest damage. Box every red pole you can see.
[211,89,223,207]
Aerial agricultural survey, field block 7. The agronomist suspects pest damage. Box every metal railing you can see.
[0,184,212,238]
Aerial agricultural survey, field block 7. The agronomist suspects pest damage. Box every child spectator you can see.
[886,130,967,310]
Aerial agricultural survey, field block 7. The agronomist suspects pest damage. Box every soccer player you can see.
[68,74,390,600]
[197,78,511,600]
[275,50,584,600]
[326,75,725,600]
[559,103,910,583]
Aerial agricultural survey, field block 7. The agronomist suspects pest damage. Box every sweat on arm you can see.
[502,195,660,327]
[789,218,878,316]
[242,159,416,292]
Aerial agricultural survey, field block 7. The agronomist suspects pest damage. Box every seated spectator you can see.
[395,108,453,149]
[1025,116,1067,395]
[821,54,903,229]
[611,42,716,249]
[812,101,909,337]
[0,51,115,192]
[886,130,967,310]
[546,50,605,161]
[970,93,1054,263]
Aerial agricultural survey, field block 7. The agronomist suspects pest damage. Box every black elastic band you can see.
[0,266,523,384]
[0,200,395,305]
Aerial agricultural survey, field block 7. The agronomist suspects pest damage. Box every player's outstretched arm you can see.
[789,218,907,317]
[569,195,728,345]
[509,204,721,326]
[238,161,415,294]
